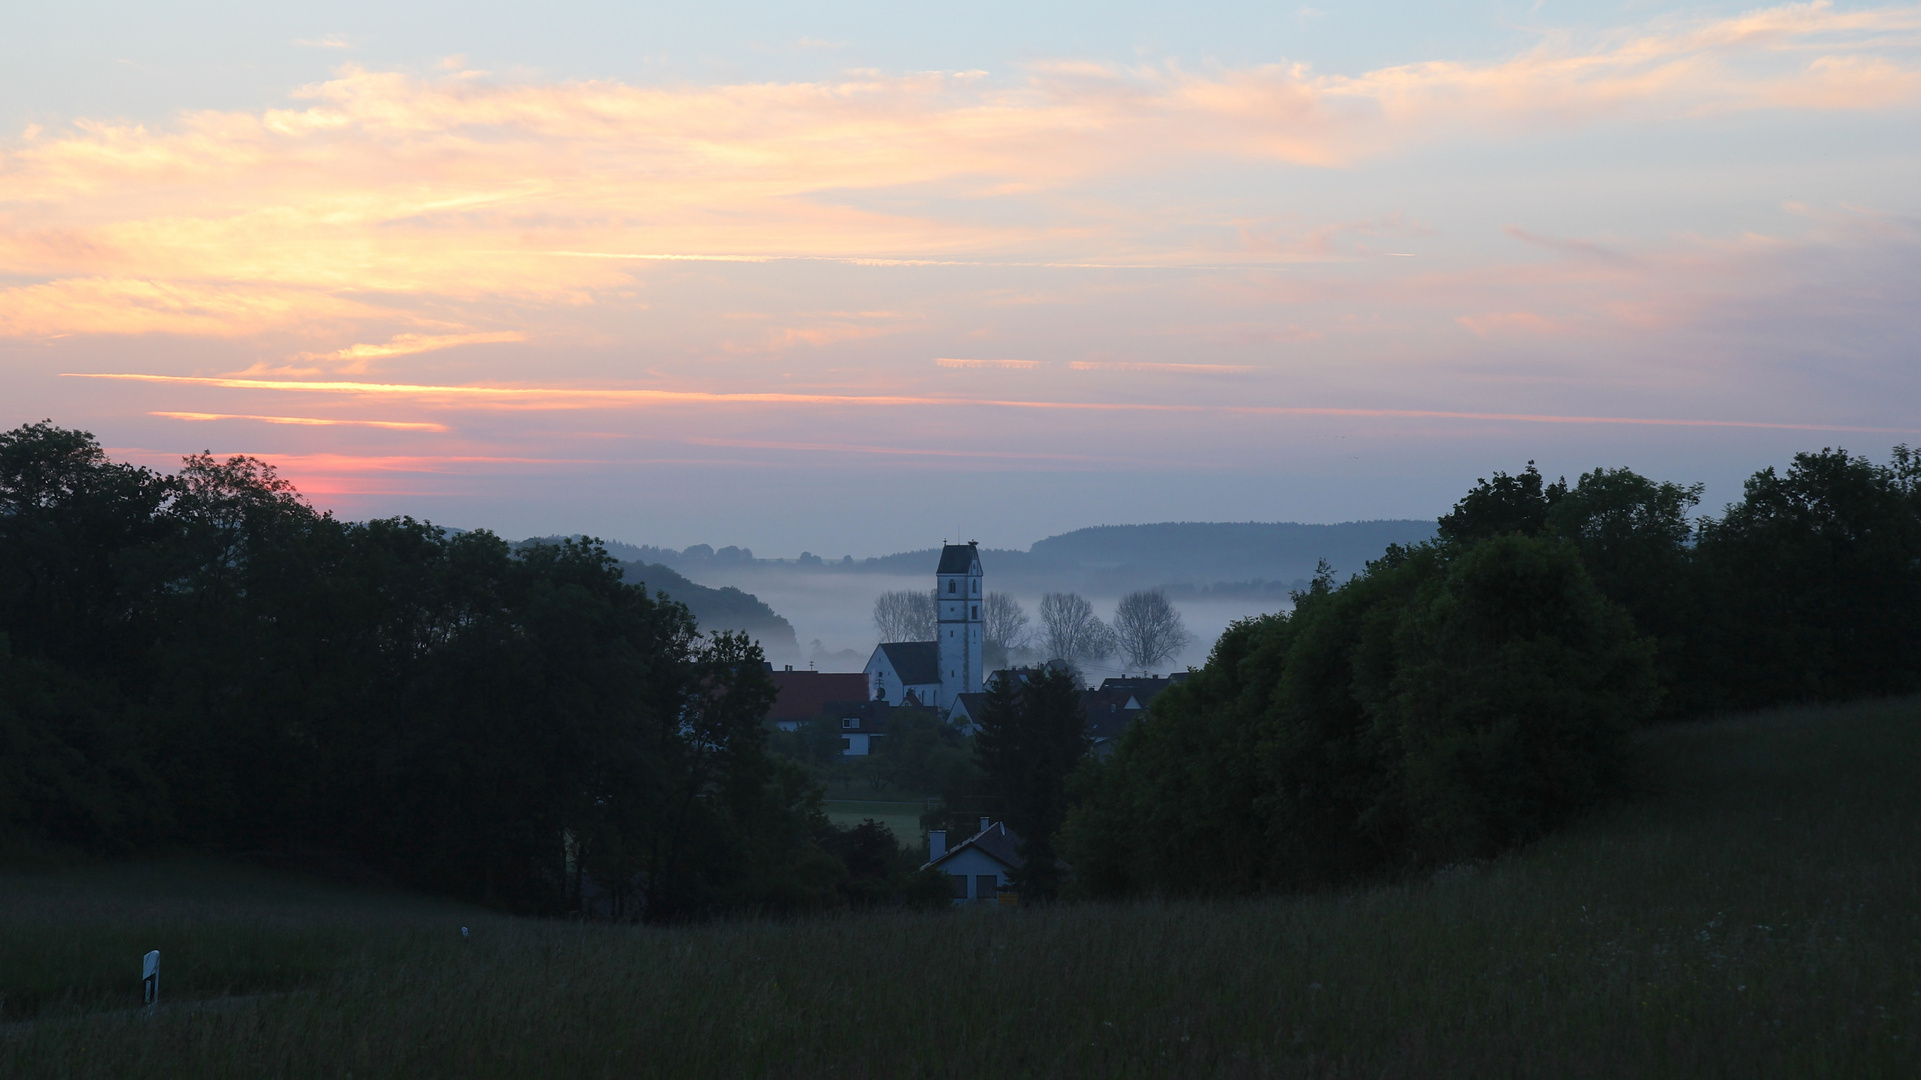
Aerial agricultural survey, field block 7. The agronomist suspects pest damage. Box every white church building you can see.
[863,541,983,710]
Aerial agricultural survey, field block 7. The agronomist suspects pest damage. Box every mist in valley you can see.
[628,520,1439,676]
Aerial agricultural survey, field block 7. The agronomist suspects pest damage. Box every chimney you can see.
[928,830,946,860]
[979,816,991,835]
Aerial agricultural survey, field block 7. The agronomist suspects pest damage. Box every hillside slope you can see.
[617,560,799,657]
[6,696,1916,1076]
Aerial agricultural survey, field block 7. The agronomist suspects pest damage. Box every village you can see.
[758,541,1190,903]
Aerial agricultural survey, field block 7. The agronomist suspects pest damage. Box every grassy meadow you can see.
[4,697,1920,1078]
[822,798,930,841]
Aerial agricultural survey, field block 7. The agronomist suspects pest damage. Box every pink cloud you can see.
[0,2,1914,350]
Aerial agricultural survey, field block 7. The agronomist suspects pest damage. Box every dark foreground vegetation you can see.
[4,696,1918,1077]
[0,422,941,918]
[5,418,1921,925]
[1063,451,1921,895]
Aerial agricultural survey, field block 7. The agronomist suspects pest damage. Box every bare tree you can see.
[873,589,936,642]
[1112,588,1192,670]
[982,591,1032,670]
[1039,592,1116,672]
[983,592,1031,652]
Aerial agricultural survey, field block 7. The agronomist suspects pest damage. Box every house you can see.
[862,541,984,709]
[945,669,1177,755]
[1084,673,1190,757]
[944,692,987,734]
[764,666,873,731]
[1097,672,1189,707]
[1081,687,1144,758]
[922,818,1025,903]
[829,700,892,756]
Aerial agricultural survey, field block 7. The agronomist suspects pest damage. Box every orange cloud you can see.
[151,411,448,431]
[1,2,1914,345]
[293,331,526,365]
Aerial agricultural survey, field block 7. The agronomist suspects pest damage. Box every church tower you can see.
[935,541,984,707]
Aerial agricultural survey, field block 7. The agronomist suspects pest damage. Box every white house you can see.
[863,541,984,710]
[832,701,891,756]
[922,818,1024,903]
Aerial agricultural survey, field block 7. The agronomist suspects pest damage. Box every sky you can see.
[4,1,1919,556]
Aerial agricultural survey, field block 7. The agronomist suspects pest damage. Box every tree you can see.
[1541,467,1703,714]
[973,667,1087,900]
[982,591,1031,669]
[872,589,935,642]
[1692,447,1921,709]
[1111,588,1192,670]
[1038,592,1115,673]
[1064,535,1654,897]
[0,423,846,920]
[1437,461,1561,543]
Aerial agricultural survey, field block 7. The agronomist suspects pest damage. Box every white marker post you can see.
[142,950,160,1014]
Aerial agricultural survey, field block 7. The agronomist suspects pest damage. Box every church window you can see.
[971,605,979,619]
[948,580,957,593]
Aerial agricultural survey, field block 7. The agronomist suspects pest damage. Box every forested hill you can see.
[518,535,798,655]
[627,520,1438,596]
[1026,520,1437,582]
[615,560,798,657]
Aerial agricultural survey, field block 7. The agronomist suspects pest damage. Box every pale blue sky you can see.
[3,1,1918,554]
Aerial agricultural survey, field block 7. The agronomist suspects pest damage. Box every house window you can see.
[975,874,998,900]
[948,874,968,899]
[841,717,859,729]
[842,736,853,752]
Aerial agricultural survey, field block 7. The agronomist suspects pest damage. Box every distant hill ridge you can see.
[608,520,1439,595]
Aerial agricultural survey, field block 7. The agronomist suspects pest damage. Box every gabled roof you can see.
[766,670,872,722]
[924,821,1026,872]
[947,692,988,722]
[875,641,940,686]
[936,541,982,575]
[1081,688,1143,741]
[1097,672,1189,706]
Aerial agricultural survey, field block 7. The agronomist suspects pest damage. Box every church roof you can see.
[876,641,940,686]
[936,542,981,575]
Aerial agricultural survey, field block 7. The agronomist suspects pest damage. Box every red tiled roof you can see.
[767,670,871,722]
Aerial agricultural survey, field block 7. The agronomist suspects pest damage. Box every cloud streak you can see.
[151,411,448,431]
[71,372,1921,434]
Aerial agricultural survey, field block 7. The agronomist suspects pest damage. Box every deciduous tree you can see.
[1038,592,1115,673]
[1111,588,1191,670]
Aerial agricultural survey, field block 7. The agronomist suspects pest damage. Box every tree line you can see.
[0,423,941,917]
[873,587,1192,672]
[1056,449,1921,897]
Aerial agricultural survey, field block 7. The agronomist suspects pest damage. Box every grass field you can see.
[822,798,929,846]
[4,697,1920,1077]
